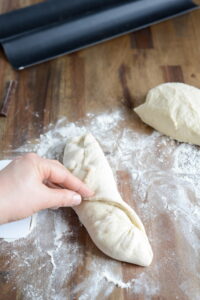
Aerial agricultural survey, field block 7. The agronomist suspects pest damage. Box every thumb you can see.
[42,187,82,209]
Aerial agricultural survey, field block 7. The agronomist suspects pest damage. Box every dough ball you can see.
[134,83,200,146]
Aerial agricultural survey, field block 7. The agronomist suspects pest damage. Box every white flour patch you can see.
[131,272,160,297]
[103,272,134,288]
[1,109,200,299]
[180,279,200,300]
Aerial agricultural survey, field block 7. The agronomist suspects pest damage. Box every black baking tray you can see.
[0,0,198,69]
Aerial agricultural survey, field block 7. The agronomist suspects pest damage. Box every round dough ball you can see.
[134,83,200,146]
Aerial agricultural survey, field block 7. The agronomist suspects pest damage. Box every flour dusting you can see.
[103,272,134,289]
[1,109,200,299]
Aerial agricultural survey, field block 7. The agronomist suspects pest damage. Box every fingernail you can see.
[72,193,82,206]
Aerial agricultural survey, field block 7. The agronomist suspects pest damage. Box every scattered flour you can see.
[103,272,134,288]
[0,109,200,299]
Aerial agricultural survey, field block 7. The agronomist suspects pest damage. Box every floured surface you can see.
[0,109,200,300]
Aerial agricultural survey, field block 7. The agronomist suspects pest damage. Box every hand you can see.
[0,153,93,224]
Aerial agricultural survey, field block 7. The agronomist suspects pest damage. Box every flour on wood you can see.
[1,109,199,299]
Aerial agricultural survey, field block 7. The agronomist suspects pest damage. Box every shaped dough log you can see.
[134,83,200,146]
[63,134,153,266]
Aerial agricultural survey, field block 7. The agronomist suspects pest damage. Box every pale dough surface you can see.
[134,83,200,146]
[63,134,153,266]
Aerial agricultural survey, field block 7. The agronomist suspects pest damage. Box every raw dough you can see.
[134,82,200,146]
[63,134,153,266]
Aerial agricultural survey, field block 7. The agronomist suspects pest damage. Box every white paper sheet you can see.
[0,160,32,240]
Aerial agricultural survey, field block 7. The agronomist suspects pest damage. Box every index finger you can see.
[40,158,94,198]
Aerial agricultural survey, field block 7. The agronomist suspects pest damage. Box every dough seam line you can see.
[82,199,144,232]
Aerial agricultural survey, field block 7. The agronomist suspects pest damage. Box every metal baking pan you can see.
[0,0,198,69]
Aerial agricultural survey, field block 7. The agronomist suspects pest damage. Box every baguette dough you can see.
[63,134,153,266]
[134,83,200,146]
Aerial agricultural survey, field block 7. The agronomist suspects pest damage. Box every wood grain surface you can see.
[0,1,200,300]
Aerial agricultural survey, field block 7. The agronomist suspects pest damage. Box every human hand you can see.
[0,153,93,224]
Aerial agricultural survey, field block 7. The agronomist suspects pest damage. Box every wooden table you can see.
[0,1,200,299]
